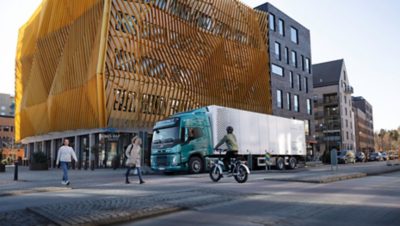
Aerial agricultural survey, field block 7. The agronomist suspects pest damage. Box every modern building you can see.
[15,0,271,169]
[352,96,374,153]
[0,94,14,116]
[313,59,355,158]
[255,3,315,157]
[0,115,15,148]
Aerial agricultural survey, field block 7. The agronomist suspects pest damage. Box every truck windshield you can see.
[152,127,180,145]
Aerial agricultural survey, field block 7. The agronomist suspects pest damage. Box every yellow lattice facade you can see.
[15,0,271,142]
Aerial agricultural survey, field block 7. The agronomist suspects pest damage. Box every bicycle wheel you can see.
[209,165,222,182]
[234,165,248,183]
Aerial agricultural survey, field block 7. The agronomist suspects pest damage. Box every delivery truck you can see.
[150,105,306,173]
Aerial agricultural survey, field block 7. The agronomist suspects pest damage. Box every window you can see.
[277,90,283,108]
[346,119,348,128]
[271,64,284,76]
[278,19,284,36]
[291,50,297,67]
[294,95,299,112]
[287,93,291,110]
[269,14,275,31]
[345,107,348,116]
[184,127,203,142]
[284,47,289,64]
[305,58,310,73]
[301,55,305,71]
[289,71,294,88]
[304,77,308,93]
[346,131,349,140]
[297,74,301,91]
[274,42,281,60]
[307,99,312,115]
[304,120,310,136]
[344,95,347,104]
[290,26,298,44]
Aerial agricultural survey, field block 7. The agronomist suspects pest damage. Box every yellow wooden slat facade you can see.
[15,0,271,142]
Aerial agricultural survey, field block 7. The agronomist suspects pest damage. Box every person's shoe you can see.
[65,180,70,186]
[140,181,145,184]
[61,181,66,185]
[126,179,130,184]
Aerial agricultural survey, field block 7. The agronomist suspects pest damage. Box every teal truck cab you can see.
[151,107,213,173]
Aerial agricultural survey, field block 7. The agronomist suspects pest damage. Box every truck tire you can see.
[288,157,297,169]
[276,157,284,170]
[189,156,203,174]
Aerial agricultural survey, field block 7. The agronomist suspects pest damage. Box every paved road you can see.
[122,171,400,226]
[0,162,399,225]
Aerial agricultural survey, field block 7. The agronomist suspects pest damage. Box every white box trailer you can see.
[207,105,306,169]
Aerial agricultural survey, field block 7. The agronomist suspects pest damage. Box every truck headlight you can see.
[172,155,179,166]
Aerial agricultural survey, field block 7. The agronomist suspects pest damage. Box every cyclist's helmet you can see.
[226,126,234,133]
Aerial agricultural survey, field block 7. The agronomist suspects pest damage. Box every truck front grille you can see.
[156,155,168,166]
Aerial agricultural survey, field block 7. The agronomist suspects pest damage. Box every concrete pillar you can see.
[33,142,38,153]
[42,141,45,153]
[89,133,95,169]
[26,143,31,164]
[74,136,80,161]
[74,136,80,169]
[51,140,55,168]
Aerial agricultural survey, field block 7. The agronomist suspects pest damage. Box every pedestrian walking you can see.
[56,139,78,185]
[125,136,145,184]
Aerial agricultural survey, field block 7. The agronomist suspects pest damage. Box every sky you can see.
[0,0,399,131]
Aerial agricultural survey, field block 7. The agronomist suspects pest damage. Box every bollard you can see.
[265,151,271,172]
[14,161,18,181]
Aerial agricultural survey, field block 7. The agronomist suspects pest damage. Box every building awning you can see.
[307,139,318,144]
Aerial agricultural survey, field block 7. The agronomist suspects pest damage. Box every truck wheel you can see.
[189,156,203,174]
[288,157,297,169]
[276,157,284,170]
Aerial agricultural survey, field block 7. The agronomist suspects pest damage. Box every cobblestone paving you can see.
[0,189,242,226]
[0,209,54,226]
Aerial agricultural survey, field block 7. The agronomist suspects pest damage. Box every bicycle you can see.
[209,148,250,183]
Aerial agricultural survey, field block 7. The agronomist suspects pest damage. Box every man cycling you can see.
[214,126,238,172]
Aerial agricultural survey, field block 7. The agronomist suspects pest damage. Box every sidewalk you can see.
[0,166,142,196]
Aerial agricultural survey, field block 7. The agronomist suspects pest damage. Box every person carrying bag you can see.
[125,136,145,184]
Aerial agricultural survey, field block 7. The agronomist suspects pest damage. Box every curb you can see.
[264,172,367,184]
[27,206,184,226]
[0,187,72,197]
[263,166,400,184]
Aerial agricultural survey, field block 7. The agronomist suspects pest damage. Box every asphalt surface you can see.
[0,161,399,225]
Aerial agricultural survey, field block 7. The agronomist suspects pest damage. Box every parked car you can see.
[337,150,355,164]
[381,152,389,161]
[368,152,383,161]
[356,152,366,162]
[389,151,399,160]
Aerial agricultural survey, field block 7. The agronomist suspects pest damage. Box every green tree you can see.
[389,130,399,151]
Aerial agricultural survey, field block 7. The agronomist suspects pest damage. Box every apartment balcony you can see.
[323,97,339,106]
[345,85,354,94]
